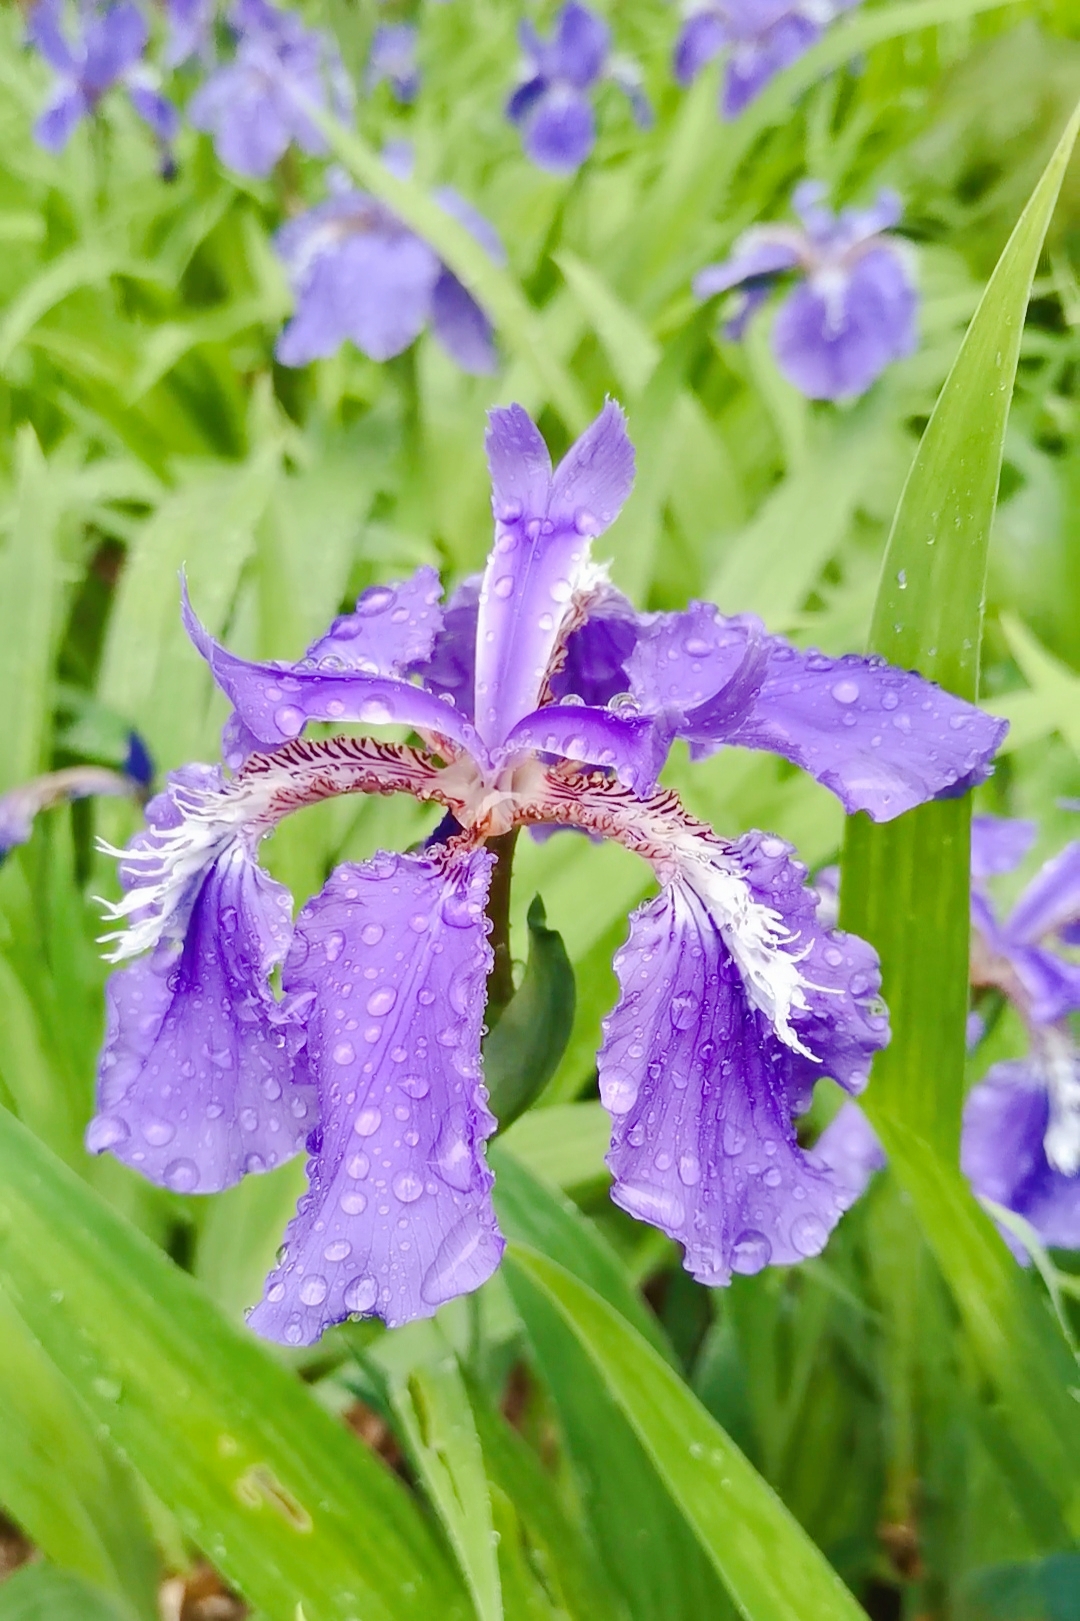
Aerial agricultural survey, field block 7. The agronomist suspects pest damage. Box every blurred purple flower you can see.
[274,162,505,373]
[0,759,149,861]
[507,1,651,175]
[164,0,216,66]
[88,402,1004,1346]
[815,818,1080,1256]
[189,0,353,178]
[27,0,179,151]
[367,23,419,103]
[674,0,859,118]
[694,180,918,400]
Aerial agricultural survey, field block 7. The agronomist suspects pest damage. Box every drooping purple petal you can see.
[628,604,1008,821]
[674,11,726,86]
[433,186,507,269]
[598,832,886,1284]
[303,567,444,675]
[126,79,181,143]
[722,12,822,118]
[961,1060,1080,1257]
[34,82,88,151]
[430,272,498,374]
[809,1101,886,1200]
[189,59,294,175]
[411,576,480,720]
[693,230,804,301]
[970,815,1036,881]
[182,587,483,759]
[0,766,141,858]
[165,0,215,66]
[87,843,315,1193]
[474,402,634,750]
[522,86,596,174]
[1005,945,1080,1028]
[506,76,548,128]
[248,848,502,1344]
[772,243,917,400]
[499,703,663,794]
[1005,841,1080,947]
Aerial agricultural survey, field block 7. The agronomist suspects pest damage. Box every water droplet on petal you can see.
[142,1118,175,1147]
[392,1171,423,1204]
[731,1230,771,1273]
[366,987,397,1017]
[87,1114,130,1152]
[722,1120,747,1157]
[670,993,698,1030]
[791,1212,828,1256]
[299,1275,328,1306]
[164,1157,199,1192]
[601,1068,639,1115]
[359,698,393,725]
[397,1074,429,1099]
[678,1154,701,1186]
[617,1180,686,1230]
[333,1042,356,1066]
[354,1107,381,1137]
[831,680,860,705]
[420,1214,502,1305]
[325,930,346,961]
[339,1190,367,1215]
[344,1276,378,1313]
[274,704,305,736]
[493,574,514,599]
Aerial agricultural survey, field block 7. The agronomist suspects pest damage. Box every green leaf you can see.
[957,1554,1080,1621]
[0,1288,158,1619]
[0,1104,468,1621]
[0,1566,133,1621]
[841,105,1080,1538]
[486,898,576,1129]
[554,252,660,398]
[499,1102,610,1199]
[0,430,61,792]
[504,1245,867,1621]
[390,1349,503,1621]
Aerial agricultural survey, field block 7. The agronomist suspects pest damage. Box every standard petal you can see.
[335,230,441,363]
[809,1102,886,1201]
[87,844,315,1193]
[499,703,664,793]
[523,86,596,174]
[634,606,1008,821]
[598,873,868,1285]
[82,1,147,92]
[474,401,634,750]
[722,13,821,118]
[411,576,481,720]
[1005,841,1080,946]
[673,12,726,86]
[549,589,639,707]
[430,271,499,374]
[303,566,444,674]
[970,815,1036,881]
[248,848,503,1344]
[190,64,292,176]
[26,0,76,73]
[182,587,483,758]
[551,1,609,88]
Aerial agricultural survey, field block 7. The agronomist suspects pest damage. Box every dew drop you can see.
[397,1074,429,1099]
[339,1190,368,1215]
[670,993,698,1030]
[731,1230,771,1274]
[299,1275,328,1306]
[164,1157,199,1192]
[831,680,860,705]
[360,922,384,947]
[392,1171,424,1204]
[790,1212,828,1257]
[420,1215,502,1305]
[722,1120,747,1157]
[601,1068,639,1115]
[87,1114,130,1152]
[678,1154,701,1187]
[366,987,397,1017]
[492,574,514,599]
[345,1153,369,1179]
[273,704,305,737]
[354,1106,381,1137]
[325,930,346,961]
[334,1041,356,1066]
[344,1276,378,1314]
[359,698,393,725]
[617,1181,685,1230]
[142,1118,175,1147]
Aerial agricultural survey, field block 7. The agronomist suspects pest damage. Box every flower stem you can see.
[484,828,519,1021]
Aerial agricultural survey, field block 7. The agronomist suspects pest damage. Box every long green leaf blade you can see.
[0,1105,467,1621]
[841,105,1080,1531]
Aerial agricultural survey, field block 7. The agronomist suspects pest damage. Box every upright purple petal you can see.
[430,272,498,374]
[628,605,1008,821]
[189,61,292,175]
[34,83,88,151]
[88,844,315,1193]
[549,588,638,707]
[962,1061,1080,1257]
[303,567,444,675]
[411,577,480,720]
[165,0,215,66]
[367,23,420,103]
[1005,841,1080,946]
[722,12,821,118]
[522,87,596,174]
[499,703,663,794]
[182,587,482,758]
[772,243,917,400]
[27,0,76,74]
[971,816,1036,881]
[550,2,609,89]
[674,11,726,86]
[82,1,147,93]
[474,402,634,750]
[598,832,886,1284]
[248,848,502,1344]
[126,81,181,143]
[809,1102,886,1200]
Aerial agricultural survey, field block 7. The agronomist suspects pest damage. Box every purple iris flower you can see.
[88,401,1005,1346]
[815,819,1080,1257]
[694,181,918,400]
[366,23,419,104]
[27,0,179,152]
[506,2,651,175]
[188,0,353,179]
[674,0,859,119]
[274,161,504,373]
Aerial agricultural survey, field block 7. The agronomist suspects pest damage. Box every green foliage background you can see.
[0,1,1079,1617]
